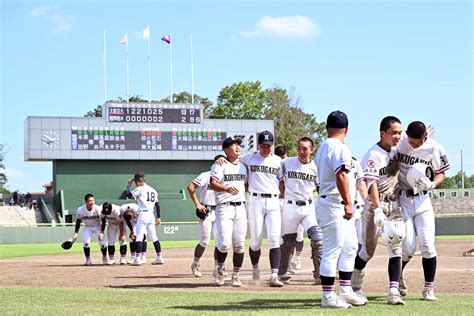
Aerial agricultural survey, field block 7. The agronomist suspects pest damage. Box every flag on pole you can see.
[120,33,128,45]
[161,34,171,44]
[143,26,150,39]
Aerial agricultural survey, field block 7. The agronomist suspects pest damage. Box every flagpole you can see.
[169,39,173,103]
[147,33,151,103]
[190,34,194,104]
[103,29,107,103]
[126,36,129,102]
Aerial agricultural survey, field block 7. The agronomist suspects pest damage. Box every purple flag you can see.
[161,34,171,44]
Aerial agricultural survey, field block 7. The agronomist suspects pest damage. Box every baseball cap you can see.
[222,136,242,149]
[258,130,274,145]
[133,171,145,181]
[326,110,349,128]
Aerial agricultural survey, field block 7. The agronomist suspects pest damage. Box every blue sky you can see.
[1,0,472,192]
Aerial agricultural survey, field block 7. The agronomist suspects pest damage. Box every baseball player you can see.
[394,121,450,301]
[351,116,406,305]
[120,203,140,263]
[187,154,226,277]
[101,202,128,265]
[277,137,322,285]
[314,111,366,308]
[275,145,305,274]
[71,193,108,266]
[123,172,164,266]
[210,136,248,287]
[241,130,284,287]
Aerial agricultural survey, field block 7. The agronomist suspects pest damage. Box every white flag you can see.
[143,26,150,39]
[120,32,128,45]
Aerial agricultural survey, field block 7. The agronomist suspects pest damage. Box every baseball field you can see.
[1,237,473,315]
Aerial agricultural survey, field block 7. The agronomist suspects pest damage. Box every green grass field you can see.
[0,287,472,315]
[1,235,472,259]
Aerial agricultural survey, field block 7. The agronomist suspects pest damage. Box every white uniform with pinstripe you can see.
[76,204,106,248]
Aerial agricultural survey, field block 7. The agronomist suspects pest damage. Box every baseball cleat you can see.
[120,257,127,265]
[152,255,164,265]
[140,256,147,264]
[127,256,136,265]
[191,262,202,277]
[130,257,142,266]
[215,268,225,286]
[399,273,408,296]
[84,257,92,266]
[107,259,115,265]
[232,274,242,287]
[252,268,261,281]
[292,256,302,271]
[387,292,405,305]
[102,257,109,265]
[321,292,351,309]
[222,267,228,277]
[269,275,284,287]
[354,289,368,305]
[338,287,367,306]
[278,273,292,285]
[422,287,437,301]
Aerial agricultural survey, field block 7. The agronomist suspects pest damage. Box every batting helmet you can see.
[406,163,434,189]
[195,208,209,220]
[61,239,75,250]
[381,218,405,246]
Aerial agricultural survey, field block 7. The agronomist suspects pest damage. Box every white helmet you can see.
[381,218,405,246]
[406,162,434,189]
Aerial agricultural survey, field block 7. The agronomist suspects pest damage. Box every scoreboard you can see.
[24,102,274,161]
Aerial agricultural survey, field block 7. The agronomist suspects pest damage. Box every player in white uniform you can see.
[394,121,450,301]
[187,155,225,277]
[277,137,322,284]
[121,203,140,263]
[351,116,406,305]
[101,202,127,265]
[210,136,248,287]
[239,130,284,287]
[124,172,164,266]
[71,193,107,266]
[315,111,366,308]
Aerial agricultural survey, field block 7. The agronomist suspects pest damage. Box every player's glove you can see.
[61,239,75,250]
[415,177,435,191]
[373,207,387,228]
[195,207,209,220]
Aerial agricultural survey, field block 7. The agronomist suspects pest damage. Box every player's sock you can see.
[249,247,261,266]
[194,244,206,259]
[320,275,335,295]
[135,241,143,255]
[402,260,409,271]
[108,245,115,258]
[233,251,244,270]
[422,256,437,283]
[153,240,162,253]
[142,241,148,253]
[295,241,304,253]
[130,241,136,255]
[214,247,227,267]
[84,246,91,258]
[269,247,281,275]
[120,244,127,256]
[354,255,367,270]
[388,257,401,283]
[100,246,107,257]
[338,271,352,288]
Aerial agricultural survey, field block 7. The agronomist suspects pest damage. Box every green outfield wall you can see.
[54,160,212,222]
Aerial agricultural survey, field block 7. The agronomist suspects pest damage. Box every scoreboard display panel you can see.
[106,102,202,124]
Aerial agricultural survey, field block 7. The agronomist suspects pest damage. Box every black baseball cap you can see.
[326,110,349,128]
[258,130,274,145]
[222,136,242,149]
[134,171,145,181]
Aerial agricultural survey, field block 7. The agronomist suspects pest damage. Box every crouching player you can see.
[71,193,108,265]
[102,202,128,265]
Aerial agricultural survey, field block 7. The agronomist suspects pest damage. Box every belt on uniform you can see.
[222,201,245,206]
[287,199,312,206]
[320,195,350,205]
[400,189,428,197]
[252,193,278,198]
[138,209,148,212]
[204,205,216,210]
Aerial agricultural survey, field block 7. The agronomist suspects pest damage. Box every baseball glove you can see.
[61,239,75,250]
[195,207,209,220]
